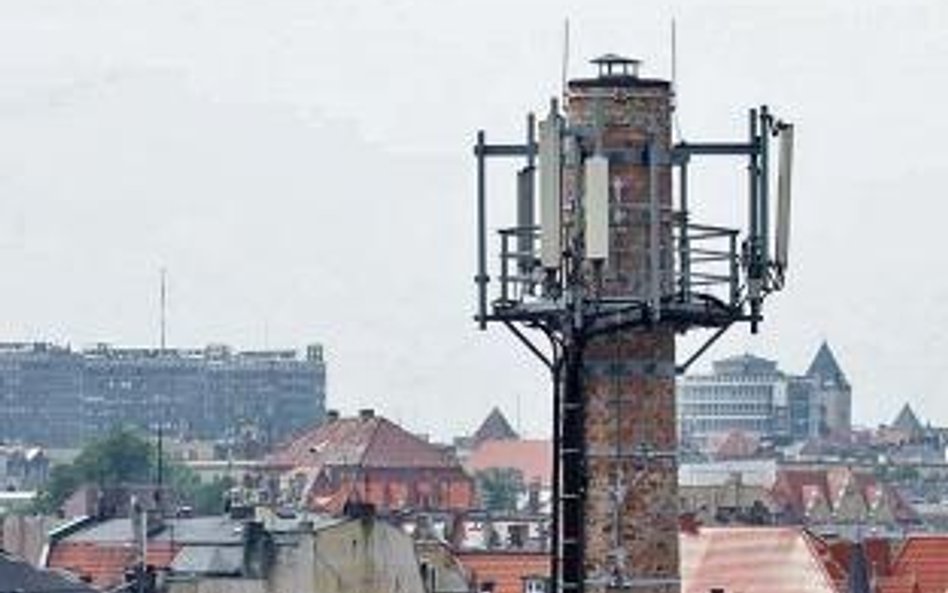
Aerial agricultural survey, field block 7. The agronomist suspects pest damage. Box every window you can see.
[523,578,548,593]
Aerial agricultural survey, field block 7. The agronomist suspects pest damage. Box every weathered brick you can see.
[567,73,679,593]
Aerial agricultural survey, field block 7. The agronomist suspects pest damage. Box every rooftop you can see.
[269,411,462,471]
[681,526,838,593]
[712,353,780,376]
[806,342,849,386]
[877,535,948,593]
[471,407,519,446]
[0,551,96,593]
[465,439,552,487]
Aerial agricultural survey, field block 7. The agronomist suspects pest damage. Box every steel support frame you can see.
[475,105,779,593]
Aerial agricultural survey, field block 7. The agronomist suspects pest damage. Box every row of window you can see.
[680,403,771,415]
[681,417,772,432]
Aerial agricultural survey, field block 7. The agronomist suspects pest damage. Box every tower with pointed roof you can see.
[892,403,924,443]
[806,342,852,437]
[471,407,519,446]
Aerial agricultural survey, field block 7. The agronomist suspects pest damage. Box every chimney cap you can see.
[359,408,375,420]
[590,53,641,78]
[326,410,340,422]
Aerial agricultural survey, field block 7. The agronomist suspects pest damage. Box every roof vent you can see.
[359,408,375,420]
[326,410,340,423]
[590,53,641,78]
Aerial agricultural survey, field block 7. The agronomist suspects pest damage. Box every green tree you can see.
[33,464,81,515]
[475,467,525,513]
[33,427,227,516]
[190,476,235,515]
[73,428,154,487]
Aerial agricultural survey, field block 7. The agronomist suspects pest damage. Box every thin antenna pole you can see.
[671,18,677,91]
[158,268,167,515]
[157,422,164,488]
[671,18,682,142]
[160,268,167,352]
[561,19,570,100]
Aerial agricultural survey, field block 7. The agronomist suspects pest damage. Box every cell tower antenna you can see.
[671,18,677,91]
[472,51,795,592]
[561,19,570,100]
[671,18,683,142]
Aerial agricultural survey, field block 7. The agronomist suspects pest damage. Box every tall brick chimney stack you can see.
[566,55,679,593]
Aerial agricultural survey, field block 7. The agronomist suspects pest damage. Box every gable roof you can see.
[771,467,919,525]
[681,526,838,593]
[807,342,849,386]
[269,414,461,471]
[0,551,97,593]
[877,535,948,593]
[893,404,924,436]
[472,407,519,445]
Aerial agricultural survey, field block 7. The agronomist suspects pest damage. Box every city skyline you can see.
[0,0,946,440]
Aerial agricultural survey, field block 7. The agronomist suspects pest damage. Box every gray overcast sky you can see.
[0,0,945,439]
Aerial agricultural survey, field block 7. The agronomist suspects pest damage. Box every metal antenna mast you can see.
[160,268,167,353]
[561,19,571,100]
[473,53,795,593]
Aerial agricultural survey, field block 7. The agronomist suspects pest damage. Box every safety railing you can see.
[492,219,741,314]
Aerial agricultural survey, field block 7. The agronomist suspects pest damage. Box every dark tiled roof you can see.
[893,404,924,436]
[0,551,97,593]
[471,407,519,446]
[807,342,849,386]
[269,415,461,470]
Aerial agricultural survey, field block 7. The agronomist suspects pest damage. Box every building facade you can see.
[678,343,852,452]
[268,409,475,515]
[678,354,790,450]
[0,342,326,447]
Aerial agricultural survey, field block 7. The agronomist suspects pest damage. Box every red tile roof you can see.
[877,536,948,593]
[465,439,552,487]
[680,526,839,593]
[269,415,461,470]
[456,550,549,593]
[823,538,893,588]
[47,541,178,589]
[711,430,760,460]
[771,467,918,524]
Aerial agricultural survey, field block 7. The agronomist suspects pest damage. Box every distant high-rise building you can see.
[678,342,852,451]
[0,342,326,447]
[678,354,790,450]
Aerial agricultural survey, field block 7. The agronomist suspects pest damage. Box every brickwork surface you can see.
[567,78,679,593]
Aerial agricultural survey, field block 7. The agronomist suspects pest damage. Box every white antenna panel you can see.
[584,155,610,261]
[539,114,562,269]
[776,124,794,269]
